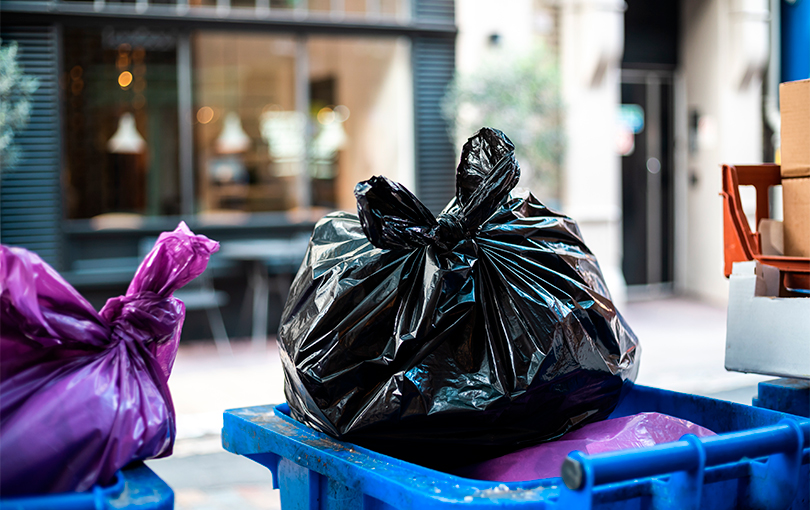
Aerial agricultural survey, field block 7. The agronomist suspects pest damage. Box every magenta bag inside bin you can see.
[0,222,218,495]
[453,412,716,482]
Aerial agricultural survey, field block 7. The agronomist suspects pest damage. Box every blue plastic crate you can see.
[222,385,810,510]
[0,462,174,510]
[753,378,810,418]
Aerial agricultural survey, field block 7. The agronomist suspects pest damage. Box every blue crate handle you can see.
[559,419,809,510]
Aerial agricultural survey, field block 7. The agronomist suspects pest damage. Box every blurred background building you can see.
[0,0,457,338]
[1,0,808,338]
[456,0,807,306]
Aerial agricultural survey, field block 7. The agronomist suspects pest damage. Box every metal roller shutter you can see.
[412,31,456,215]
[1,25,63,269]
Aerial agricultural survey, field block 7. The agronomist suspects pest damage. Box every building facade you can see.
[456,0,794,305]
[1,0,457,293]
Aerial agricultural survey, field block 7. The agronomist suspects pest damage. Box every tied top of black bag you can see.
[355,128,519,252]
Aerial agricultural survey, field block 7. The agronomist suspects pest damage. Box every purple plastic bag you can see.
[453,412,716,482]
[0,222,218,495]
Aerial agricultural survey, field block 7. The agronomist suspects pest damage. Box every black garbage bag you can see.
[279,127,640,470]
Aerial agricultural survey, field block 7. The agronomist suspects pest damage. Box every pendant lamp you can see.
[216,111,251,154]
[107,112,147,154]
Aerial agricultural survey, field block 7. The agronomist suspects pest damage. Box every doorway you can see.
[620,70,675,289]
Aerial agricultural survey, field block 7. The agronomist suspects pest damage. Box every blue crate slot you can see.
[0,462,174,510]
[222,385,810,510]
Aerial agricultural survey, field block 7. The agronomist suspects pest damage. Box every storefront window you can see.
[63,27,180,220]
[193,32,412,216]
[308,36,414,210]
[193,33,297,214]
[61,28,412,222]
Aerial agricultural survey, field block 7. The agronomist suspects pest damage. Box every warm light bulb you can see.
[197,106,215,124]
[118,71,133,88]
[317,107,335,125]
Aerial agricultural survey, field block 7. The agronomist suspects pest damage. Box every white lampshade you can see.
[107,113,146,154]
[216,112,251,154]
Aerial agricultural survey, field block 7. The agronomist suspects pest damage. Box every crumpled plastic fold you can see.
[279,128,640,469]
[453,412,715,481]
[0,222,218,495]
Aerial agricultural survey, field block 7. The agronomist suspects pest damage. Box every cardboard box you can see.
[758,218,783,256]
[783,176,810,257]
[725,261,810,379]
[780,79,810,257]
[780,78,810,178]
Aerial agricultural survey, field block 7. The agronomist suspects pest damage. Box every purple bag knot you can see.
[103,293,184,349]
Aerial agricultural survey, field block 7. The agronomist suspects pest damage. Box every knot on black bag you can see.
[355,128,520,252]
[430,213,468,251]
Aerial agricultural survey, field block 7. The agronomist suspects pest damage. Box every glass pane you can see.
[308,36,413,211]
[192,33,412,216]
[193,32,298,214]
[63,27,180,220]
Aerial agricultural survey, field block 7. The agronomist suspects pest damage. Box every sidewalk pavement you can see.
[147,340,285,510]
[625,297,770,397]
[146,296,772,510]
